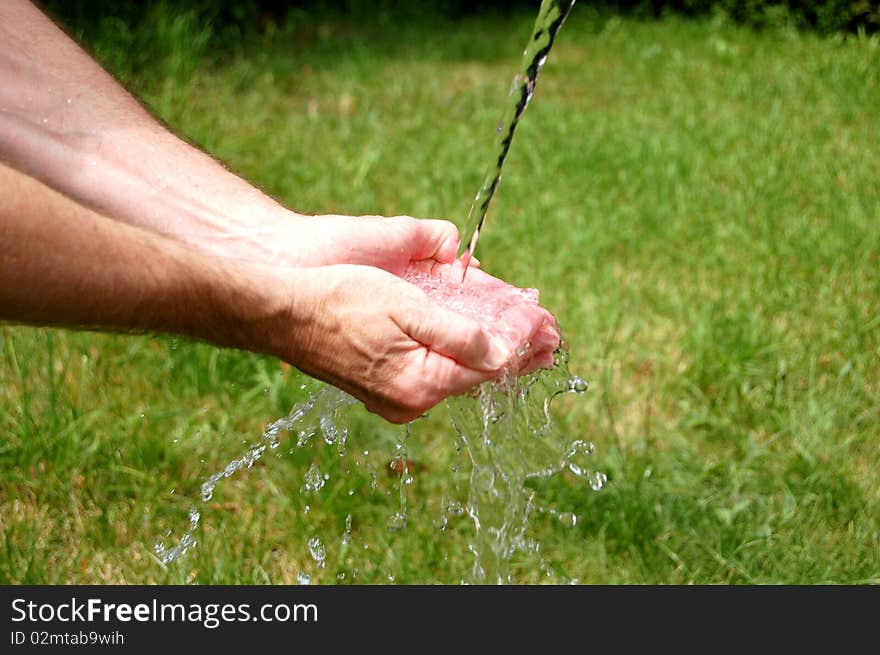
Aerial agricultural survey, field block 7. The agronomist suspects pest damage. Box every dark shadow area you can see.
[34,1,594,83]
[33,0,878,88]
[38,0,880,40]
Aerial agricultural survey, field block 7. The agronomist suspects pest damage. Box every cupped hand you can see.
[269,264,515,423]
[279,214,462,274]
[404,261,561,377]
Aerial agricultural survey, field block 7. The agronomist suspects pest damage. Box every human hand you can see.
[272,213,464,274]
[265,264,519,423]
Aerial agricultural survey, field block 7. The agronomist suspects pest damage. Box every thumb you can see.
[406,218,460,264]
[393,299,512,372]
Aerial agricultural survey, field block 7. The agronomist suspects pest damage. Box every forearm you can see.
[0,0,297,263]
[0,161,287,353]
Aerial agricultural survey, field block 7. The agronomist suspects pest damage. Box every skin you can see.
[0,162,544,423]
[0,0,460,272]
[0,1,560,423]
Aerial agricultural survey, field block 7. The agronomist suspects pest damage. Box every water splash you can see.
[153,1,586,580]
[459,0,577,276]
[153,507,200,565]
[155,292,602,584]
[446,349,597,583]
[153,386,356,565]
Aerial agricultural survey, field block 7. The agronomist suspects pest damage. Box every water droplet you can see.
[446,499,465,516]
[320,415,339,444]
[386,512,407,532]
[567,439,595,458]
[589,471,608,492]
[557,512,577,527]
[297,571,311,585]
[568,376,589,393]
[303,463,325,492]
[307,536,326,566]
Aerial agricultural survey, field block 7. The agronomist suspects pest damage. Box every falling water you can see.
[445,352,602,584]
[154,271,603,584]
[458,0,577,276]
[153,386,356,565]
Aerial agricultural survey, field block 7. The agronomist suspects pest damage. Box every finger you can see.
[531,321,561,353]
[491,302,551,352]
[363,354,493,423]
[517,350,557,376]
[422,350,497,396]
[362,400,424,425]
[393,299,512,372]
[406,218,460,264]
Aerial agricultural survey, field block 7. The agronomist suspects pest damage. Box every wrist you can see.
[193,257,303,362]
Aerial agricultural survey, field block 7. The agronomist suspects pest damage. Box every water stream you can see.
[458,0,577,276]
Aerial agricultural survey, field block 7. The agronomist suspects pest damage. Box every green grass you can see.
[1,8,878,584]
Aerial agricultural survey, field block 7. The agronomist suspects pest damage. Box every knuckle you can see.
[442,221,460,238]
[460,322,486,354]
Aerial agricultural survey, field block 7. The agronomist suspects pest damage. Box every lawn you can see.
[1,6,878,584]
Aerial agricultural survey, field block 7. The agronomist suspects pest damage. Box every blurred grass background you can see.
[1,2,878,583]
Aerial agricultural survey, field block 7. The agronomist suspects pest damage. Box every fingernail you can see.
[484,336,512,370]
